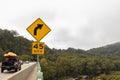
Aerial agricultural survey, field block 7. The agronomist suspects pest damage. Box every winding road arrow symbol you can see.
[34,24,43,35]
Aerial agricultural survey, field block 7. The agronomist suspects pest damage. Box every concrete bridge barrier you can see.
[7,62,36,80]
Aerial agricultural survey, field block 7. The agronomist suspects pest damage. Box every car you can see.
[1,52,21,73]
[25,61,29,64]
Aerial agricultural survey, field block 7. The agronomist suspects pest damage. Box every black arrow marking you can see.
[34,24,43,35]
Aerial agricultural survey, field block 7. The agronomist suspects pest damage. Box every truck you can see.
[1,52,21,73]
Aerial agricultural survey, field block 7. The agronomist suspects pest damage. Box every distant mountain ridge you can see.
[87,42,120,55]
[0,28,120,56]
[52,42,120,55]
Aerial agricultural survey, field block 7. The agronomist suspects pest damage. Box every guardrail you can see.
[36,62,43,80]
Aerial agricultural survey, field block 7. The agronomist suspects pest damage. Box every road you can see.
[27,64,37,80]
[0,62,35,80]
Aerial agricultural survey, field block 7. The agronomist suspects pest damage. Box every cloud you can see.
[0,0,120,50]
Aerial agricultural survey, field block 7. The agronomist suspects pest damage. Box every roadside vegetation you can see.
[40,52,120,80]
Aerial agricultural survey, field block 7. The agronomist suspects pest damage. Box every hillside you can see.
[0,29,31,53]
[87,42,120,55]
[0,29,54,61]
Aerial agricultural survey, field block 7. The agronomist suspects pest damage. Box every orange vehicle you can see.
[1,52,21,73]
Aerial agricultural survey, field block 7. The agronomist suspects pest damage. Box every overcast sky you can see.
[0,0,120,50]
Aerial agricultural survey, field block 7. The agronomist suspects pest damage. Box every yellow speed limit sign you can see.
[32,42,44,54]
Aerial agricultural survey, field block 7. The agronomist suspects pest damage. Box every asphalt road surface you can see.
[0,62,35,80]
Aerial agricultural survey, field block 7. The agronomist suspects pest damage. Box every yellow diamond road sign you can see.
[27,18,51,41]
[32,42,44,54]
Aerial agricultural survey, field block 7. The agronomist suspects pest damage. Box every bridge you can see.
[0,62,43,80]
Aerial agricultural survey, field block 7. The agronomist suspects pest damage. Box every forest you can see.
[0,29,120,80]
[40,48,120,80]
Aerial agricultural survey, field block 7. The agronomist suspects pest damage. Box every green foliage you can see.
[19,54,31,61]
[0,29,32,61]
[93,71,120,80]
[40,52,120,80]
